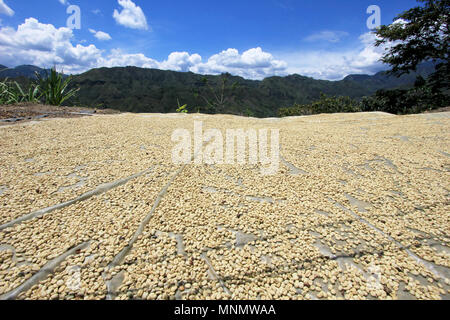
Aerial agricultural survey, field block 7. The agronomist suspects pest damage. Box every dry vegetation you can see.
[0,103,119,125]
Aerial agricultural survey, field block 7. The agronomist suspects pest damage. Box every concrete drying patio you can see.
[0,111,449,300]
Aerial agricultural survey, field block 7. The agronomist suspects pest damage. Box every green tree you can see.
[193,73,239,113]
[375,0,449,100]
[278,94,361,117]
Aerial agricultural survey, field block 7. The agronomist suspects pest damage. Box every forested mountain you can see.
[1,62,436,117]
[69,63,435,117]
[0,65,52,78]
[343,61,437,90]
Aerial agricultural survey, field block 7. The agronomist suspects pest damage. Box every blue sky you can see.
[0,0,418,80]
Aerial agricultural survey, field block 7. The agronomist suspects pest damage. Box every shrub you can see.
[0,79,41,104]
[176,99,188,113]
[361,85,446,115]
[35,68,79,106]
[278,94,361,117]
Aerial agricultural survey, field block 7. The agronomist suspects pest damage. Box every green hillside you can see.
[0,63,436,117]
[0,65,52,78]
[69,63,435,117]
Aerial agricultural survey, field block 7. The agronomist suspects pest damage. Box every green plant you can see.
[375,0,449,106]
[278,94,361,117]
[176,99,188,113]
[36,67,79,106]
[375,0,448,76]
[193,73,240,113]
[0,78,29,104]
[361,85,442,115]
[243,108,254,117]
[14,82,41,103]
[0,79,12,104]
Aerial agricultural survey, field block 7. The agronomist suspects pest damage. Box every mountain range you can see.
[0,65,53,78]
[0,62,436,117]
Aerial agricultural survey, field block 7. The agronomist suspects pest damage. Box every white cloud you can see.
[99,48,287,80]
[113,0,148,30]
[0,18,288,79]
[58,0,70,5]
[101,49,159,69]
[0,17,396,81]
[278,31,393,80]
[0,0,14,16]
[393,18,407,26]
[89,29,112,41]
[190,48,288,79]
[304,31,349,43]
[0,18,102,73]
[159,52,202,72]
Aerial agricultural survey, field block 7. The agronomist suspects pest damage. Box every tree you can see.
[375,0,449,96]
[278,94,361,117]
[193,73,240,113]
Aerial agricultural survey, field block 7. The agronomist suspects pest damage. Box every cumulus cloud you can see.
[102,49,159,69]
[279,31,393,80]
[0,18,102,73]
[0,0,14,16]
[304,31,349,43]
[159,52,202,72]
[89,29,112,41]
[113,0,148,30]
[0,17,396,80]
[191,48,288,79]
[0,18,289,79]
[99,48,286,80]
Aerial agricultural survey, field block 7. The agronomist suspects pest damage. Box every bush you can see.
[1,67,79,106]
[361,85,447,115]
[36,68,78,106]
[175,99,189,113]
[0,78,41,104]
[278,94,361,117]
